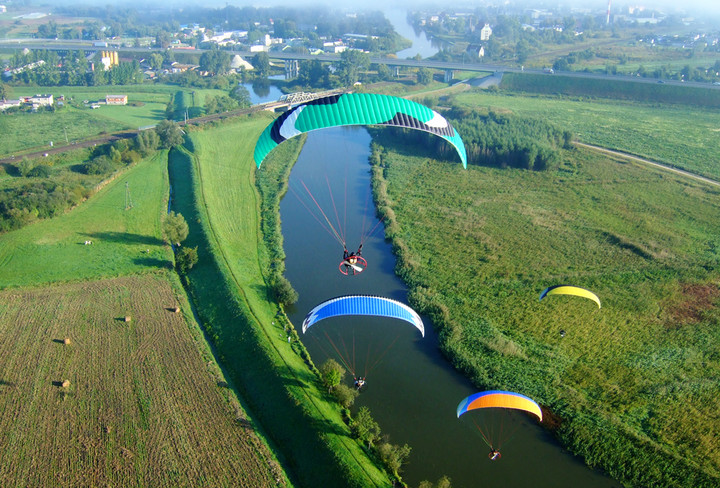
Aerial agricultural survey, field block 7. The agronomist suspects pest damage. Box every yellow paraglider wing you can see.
[539,285,601,309]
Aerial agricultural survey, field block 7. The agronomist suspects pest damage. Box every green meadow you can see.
[0,151,172,288]
[446,88,720,180]
[371,132,720,486]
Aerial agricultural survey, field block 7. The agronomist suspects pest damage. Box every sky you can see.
[41,0,720,19]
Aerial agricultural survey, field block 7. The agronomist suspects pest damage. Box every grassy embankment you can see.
[369,122,720,486]
[444,81,720,181]
[0,152,289,486]
[169,115,392,488]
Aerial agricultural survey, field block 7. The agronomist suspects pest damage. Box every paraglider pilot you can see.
[488,449,501,461]
[354,376,366,391]
[342,244,363,275]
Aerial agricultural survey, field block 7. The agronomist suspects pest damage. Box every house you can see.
[106,94,128,105]
[0,99,22,111]
[27,94,53,108]
[170,62,198,73]
[480,23,492,41]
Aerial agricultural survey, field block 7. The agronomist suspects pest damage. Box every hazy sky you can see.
[48,0,720,20]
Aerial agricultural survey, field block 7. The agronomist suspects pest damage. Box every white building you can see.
[0,99,22,111]
[27,94,53,108]
[480,23,492,41]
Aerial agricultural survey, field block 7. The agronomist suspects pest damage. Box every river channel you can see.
[278,127,619,488]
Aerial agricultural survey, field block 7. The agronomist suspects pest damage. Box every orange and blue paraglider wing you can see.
[539,285,601,309]
[457,390,543,422]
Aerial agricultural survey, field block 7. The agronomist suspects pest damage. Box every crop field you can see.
[372,135,720,486]
[0,151,172,289]
[0,273,286,487]
[447,89,720,180]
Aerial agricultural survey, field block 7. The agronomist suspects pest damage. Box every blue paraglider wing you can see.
[301,295,424,337]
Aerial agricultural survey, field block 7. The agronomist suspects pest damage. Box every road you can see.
[575,142,720,188]
[2,39,720,91]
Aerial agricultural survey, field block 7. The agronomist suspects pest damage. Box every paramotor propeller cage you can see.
[339,256,367,275]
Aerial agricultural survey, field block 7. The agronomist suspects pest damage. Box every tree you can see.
[229,85,251,108]
[251,52,271,77]
[149,52,163,70]
[270,274,298,306]
[377,442,412,478]
[175,246,198,274]
[417,67,432,84]
[15,158,35,177]
[0,82,12,100]
[338,49,370,86]
[319,359,345,392]
[155,120,184,148]
[332,384,359,408]
[163,211,189,246]
[351,406,381,447]
[376,63,392,81]
[419,476,452,488]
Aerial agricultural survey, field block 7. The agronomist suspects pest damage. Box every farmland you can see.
[0,273,286,487]
[370,130,720,486]
[0,141,291,486]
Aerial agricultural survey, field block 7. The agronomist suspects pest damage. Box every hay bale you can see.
[61,379,70,388]
[63,337,71,345]
[124,316,131,322]
[173,306,180,313]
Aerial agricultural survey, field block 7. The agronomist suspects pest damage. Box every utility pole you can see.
[64,126,68,144]
[125,181,133,210]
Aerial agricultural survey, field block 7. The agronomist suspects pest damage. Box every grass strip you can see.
[168,115,392,488]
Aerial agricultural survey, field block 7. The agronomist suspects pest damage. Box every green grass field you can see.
[0,85,227,155]
[0,151,172,288]
[371,134,720,486]
[173,116,393,487]
[447,88,720,180]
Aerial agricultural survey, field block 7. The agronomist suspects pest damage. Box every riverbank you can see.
[368,130,720,486]
[168,115,393,488]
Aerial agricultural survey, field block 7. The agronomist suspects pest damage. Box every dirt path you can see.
[575,141,720,188]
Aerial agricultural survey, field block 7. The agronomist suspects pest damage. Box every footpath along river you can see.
[278,127,619,488]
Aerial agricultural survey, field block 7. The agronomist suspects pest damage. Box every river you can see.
[385,8,442,59]
[279,127,619,488]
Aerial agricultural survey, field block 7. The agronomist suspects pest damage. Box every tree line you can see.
[5,49,142,87]
[447,106,572,170]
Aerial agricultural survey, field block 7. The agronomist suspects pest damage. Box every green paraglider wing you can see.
[253,93,467,168]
